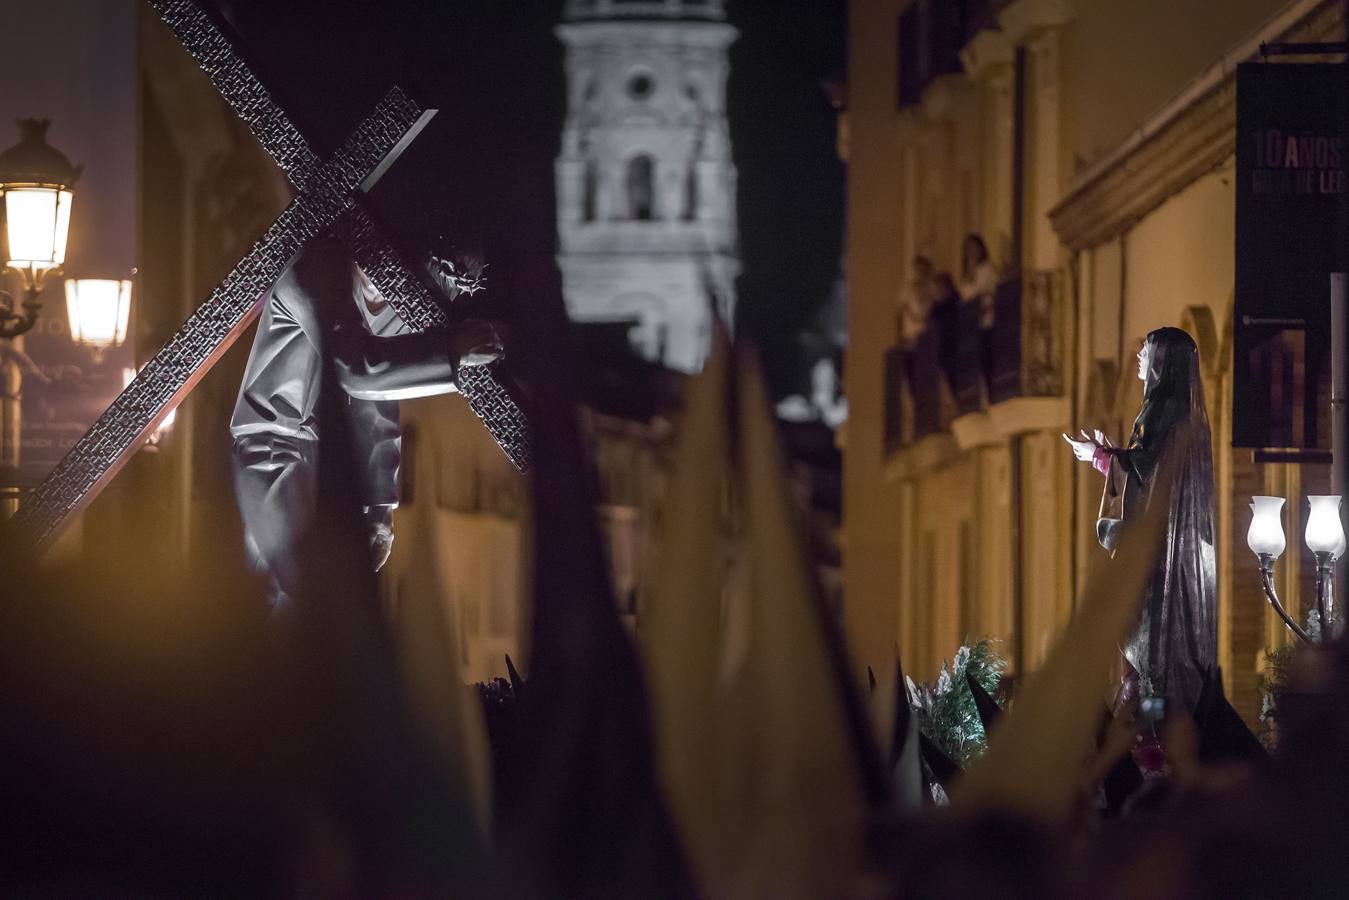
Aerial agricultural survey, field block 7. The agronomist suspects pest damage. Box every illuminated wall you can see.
[844,0,1322,725]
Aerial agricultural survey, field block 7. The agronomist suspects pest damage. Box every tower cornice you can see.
[563,0,726,22]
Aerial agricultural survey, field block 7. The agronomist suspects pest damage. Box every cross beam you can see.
[9,0,531,548]
[149,0,530,464]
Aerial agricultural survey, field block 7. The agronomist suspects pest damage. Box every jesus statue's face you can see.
[1137,340,1151,382]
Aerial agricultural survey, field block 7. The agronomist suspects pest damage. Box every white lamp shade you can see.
[1248,496,1287,558]
[65,278,131,348]
[4,185,72,269]
[1305,495,1346,558]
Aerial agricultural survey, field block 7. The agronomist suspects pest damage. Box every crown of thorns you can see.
[427,254,488,298]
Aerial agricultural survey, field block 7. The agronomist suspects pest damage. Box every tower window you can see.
[583,160,598,222]
[684,164,698,221]
[626,154,655,221]
[627,71,655,100]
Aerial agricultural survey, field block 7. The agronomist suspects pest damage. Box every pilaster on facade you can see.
[911,75,983,270]
[959,24,1016,271]
[996,0,1075,47]
[919,72,974,124]
[979,0,1073,276]
[1025,28,1064,272]
[893,106,926,144]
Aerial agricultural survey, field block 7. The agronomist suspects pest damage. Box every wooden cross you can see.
[9,0,531,549]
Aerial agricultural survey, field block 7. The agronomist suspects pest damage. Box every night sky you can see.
[210,0,846,396]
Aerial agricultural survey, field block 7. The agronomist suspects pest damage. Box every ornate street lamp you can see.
[1249,494,1346,643]
[65,277,131,358]
[0,119,81,340]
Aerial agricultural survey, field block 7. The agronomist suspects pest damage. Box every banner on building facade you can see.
[1234,63,1348,449]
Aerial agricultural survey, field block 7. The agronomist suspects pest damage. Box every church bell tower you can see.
[555,0,739,373]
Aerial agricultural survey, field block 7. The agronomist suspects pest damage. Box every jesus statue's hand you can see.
[452,318,505,368]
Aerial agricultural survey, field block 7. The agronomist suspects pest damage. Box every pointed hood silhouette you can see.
[642,334,887,896]
[966,669,1003,735]
[498,252,694,898]
[919,733,962,791]
[1193,667,1266,765]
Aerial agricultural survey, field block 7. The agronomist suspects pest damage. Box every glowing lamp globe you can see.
[0,119,80,275]
[1305,495,1346,559]
[1248,496,1287,559]
[66,278,131,350]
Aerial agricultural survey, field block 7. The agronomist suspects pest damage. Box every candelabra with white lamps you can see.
[1248,495,1346,643]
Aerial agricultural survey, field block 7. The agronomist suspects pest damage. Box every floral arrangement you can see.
[906,637,1008,767]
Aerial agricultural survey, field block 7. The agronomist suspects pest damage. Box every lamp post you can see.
[0,119,80,340]
[1249,494,1346,643]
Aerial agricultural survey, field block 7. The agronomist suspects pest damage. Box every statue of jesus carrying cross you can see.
[230,236,502,608]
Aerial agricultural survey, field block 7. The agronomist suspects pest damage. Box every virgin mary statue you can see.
[1065,326,1217,710]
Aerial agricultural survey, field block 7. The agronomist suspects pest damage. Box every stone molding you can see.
[951,410,999,450]
[987,396,1071,438]
[890,396,1071,475]
[997,0,1075,46]
[555,20,737,48]
[961,28,1014,82]
[1049,0,1340,252]
[884,432,959,481]
[950,396,1071,453]
[920,73,975,122]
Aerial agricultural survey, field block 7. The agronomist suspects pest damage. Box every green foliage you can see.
[1258,641,1296,747]
[907,637,1008,767]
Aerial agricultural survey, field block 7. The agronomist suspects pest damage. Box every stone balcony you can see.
[884,269,1070,469]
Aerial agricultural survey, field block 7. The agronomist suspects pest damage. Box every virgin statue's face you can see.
[1137,340,1151,382]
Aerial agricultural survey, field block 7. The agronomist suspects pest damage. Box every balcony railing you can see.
[951,299,984,415]
[883,269,1064,454]
[998,270,1064,402]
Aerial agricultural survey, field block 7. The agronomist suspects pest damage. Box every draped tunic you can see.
[1096,330,1218,709]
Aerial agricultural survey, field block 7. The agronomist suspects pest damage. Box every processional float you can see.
[9,0,531,550]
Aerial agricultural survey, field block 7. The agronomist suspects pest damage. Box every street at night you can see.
[2,0,1349,895]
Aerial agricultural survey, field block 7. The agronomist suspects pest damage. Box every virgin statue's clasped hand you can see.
[1063,428,1112,463]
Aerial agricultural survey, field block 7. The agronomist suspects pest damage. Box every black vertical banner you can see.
[1234,63,1348,449]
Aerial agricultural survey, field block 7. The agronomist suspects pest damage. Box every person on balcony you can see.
[1062,327,1217,712]
[930,271,961,391]
[958,234,999,396]
[957,234,998,328]
[897,255,937,348]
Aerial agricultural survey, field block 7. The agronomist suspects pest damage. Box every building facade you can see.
[555,0,739,373]
[845,0,1340,723]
